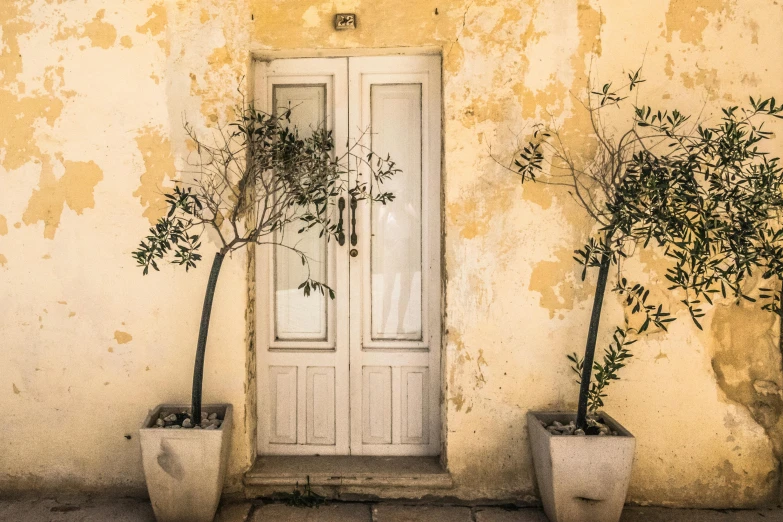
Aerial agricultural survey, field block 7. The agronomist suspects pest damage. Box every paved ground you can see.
[1,497,783,521]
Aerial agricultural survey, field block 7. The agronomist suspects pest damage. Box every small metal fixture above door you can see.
[334,13,356,30]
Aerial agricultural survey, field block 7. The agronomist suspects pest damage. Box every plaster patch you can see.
[448,199,487,240]
[136,2,169,54]
[190,44,244,124]
[0,215,7,235]
[745,18,759,44]
[576,0,604,56]
[0,3,65,172]
[710,299,783,462]
[680,67,720,99]
[136,3,167,37]
[450,392,467,412]
[114,331,133,344]
[0,88,64,172]
[740,73,760,87]
[529,248,579,318]
[53,24,78,42]
[664,54,675,79]
[120,35,133,48]
[447,180,514,240]
[133,127,176,224]
[0,3,34,83]
[83,9,117,49]
[664,0,732,45]
[12,383,20,394]
[22,157,104,239]
[0,254,6,267]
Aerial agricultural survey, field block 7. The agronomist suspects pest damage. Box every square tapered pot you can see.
[527,411,635,522]
[139,404,232,522]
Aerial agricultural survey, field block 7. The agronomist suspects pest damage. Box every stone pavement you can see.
[1,497,782,521]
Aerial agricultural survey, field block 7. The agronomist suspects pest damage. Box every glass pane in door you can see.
[370,84,423,340]
[272,85,328,341]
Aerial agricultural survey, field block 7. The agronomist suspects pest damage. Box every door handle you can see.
[350,196,358,246]
[337,197,346,246]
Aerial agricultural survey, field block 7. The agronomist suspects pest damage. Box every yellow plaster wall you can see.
[1,0,782,506]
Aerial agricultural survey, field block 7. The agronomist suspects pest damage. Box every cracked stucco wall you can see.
[1,0,782,507]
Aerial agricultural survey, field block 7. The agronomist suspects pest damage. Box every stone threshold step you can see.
[244,455,453,489]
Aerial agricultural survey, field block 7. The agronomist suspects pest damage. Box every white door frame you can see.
[254,54,442,457]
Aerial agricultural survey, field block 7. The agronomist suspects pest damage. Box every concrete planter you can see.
[139,404,232,522]
[527,411,635,522]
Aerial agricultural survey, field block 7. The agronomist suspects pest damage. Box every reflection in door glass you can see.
[370,84,423,341]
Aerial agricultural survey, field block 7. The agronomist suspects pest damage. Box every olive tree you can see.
[132,105,396,422]
[510,69,783,431]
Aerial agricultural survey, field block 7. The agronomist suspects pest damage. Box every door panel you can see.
[349,55,441,456]
[362,366,392,444]
[256,55,441,457]
[401,366,429,445]
[268,366,297,444]
[306,367,335,445]
[255,58,350,456]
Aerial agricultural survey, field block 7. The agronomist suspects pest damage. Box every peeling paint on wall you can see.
[133,127,176,224]
[1,0,782,506]
[528,249,580,319]
[711,299,783,464]
[664,0,732,46]
[136,3,167,37]
[22,158,103,239]
[83,9,117,49]
[114,331,133,345]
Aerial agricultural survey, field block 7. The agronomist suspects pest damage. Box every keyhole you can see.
[350,249,358,257]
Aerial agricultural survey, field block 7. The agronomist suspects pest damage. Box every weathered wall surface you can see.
[1,0,782,507]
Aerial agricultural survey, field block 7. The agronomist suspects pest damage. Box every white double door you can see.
[255,55,441,456]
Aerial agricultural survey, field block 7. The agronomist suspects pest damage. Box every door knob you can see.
[350,249,358,257]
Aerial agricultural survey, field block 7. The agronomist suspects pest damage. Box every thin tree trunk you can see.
[192,251,225,422]
[576,254,611,430]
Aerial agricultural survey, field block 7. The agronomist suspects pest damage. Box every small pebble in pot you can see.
[182,418,193,428]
